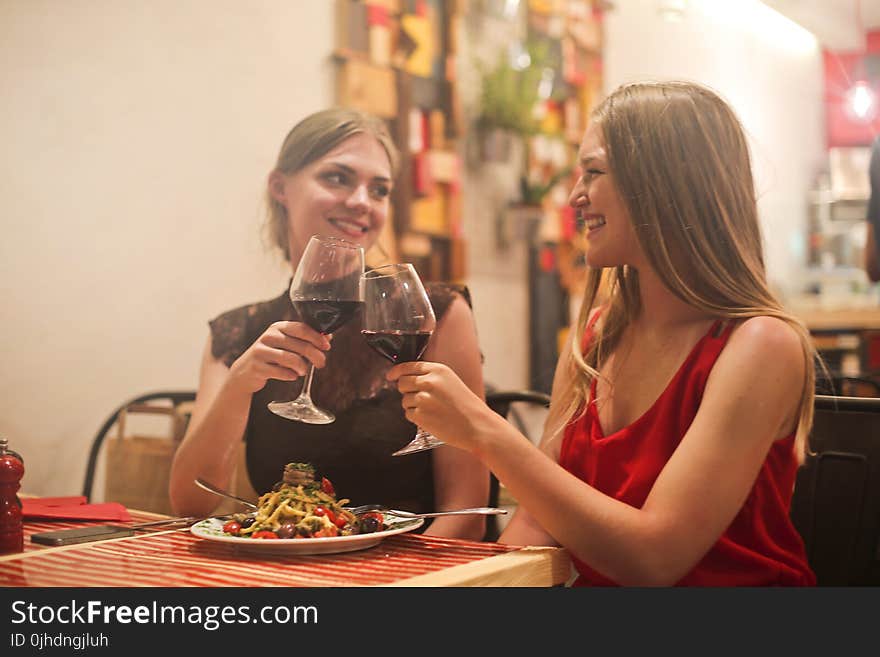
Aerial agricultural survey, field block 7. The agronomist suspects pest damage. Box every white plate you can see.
[190,516,424,555]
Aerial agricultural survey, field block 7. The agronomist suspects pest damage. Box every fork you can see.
[345,505,508,519]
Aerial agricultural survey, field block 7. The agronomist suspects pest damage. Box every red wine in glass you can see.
[361,263,442,456]
[268,235,364,424]
[362,330,432,364]
[294,300,363,335]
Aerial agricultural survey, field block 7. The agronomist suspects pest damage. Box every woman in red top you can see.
[388,80,817,586]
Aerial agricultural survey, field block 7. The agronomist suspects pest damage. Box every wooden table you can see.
[791,306,880,332]
[0,514,572,587]
[788,305,880,375]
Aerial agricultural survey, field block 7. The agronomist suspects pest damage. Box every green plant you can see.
[519,164,572,206]
[476,41,552,137]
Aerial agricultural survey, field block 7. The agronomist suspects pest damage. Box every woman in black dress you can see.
[169,108,488,539]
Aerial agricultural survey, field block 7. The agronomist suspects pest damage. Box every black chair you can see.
[484,390,551,541]
[815,373,880,398]
[82,391,196,503]
[789,394,880,586]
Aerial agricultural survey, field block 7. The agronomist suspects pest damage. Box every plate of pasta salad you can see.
[189,463,423,555]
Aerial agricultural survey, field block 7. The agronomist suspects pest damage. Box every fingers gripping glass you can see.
[268,235,365,424]
[361,263,441,456]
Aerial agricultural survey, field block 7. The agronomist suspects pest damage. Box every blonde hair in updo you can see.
[264,107,400,262]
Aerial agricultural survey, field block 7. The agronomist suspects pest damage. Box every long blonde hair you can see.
[547,81,817,460]
[264,107,400,262]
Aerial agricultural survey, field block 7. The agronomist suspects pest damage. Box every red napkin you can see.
[22,497,131,521]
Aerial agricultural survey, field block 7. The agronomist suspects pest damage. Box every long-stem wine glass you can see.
[268,235,364,424]
[361,263,441,456]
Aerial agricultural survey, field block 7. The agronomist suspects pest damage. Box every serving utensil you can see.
[344,504,508,519]
[194,478,259,510]
[129,515,233,531]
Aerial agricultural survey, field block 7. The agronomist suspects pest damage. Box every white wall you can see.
[604,0,826,298]
[0,1,335,496]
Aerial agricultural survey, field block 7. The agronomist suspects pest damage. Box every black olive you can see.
[240,516,256,529]
[359,516,380,534]
[275,523,297,539]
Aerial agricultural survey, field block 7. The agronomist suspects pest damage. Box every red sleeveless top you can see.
[559,315,815,586]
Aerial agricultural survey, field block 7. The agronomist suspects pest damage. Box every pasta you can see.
[222,463,384,539]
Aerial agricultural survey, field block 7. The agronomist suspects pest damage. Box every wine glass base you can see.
[267,400,335,425]
[392,433,445,456]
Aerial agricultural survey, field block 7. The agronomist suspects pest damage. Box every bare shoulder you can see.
[704,316,806,438]
[726,315,804,368]
[729,315,803,358]
[435,294,476,334]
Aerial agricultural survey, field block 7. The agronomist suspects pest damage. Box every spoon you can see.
[194,478,259,510]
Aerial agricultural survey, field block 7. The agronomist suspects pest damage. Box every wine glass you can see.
[361,263,441,456]
[268,235,365,424]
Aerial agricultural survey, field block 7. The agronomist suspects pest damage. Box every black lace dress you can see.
[209,283,470,516]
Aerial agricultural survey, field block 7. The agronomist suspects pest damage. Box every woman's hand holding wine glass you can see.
[386,359,499,456]
[361,263,442,456]
[227,320,331,395]
[268,235,365,424]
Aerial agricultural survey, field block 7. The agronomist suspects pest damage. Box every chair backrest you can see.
[484,390,551,542]
[815,374,880,398]
[789,394,880,586]
[82,391,196,514]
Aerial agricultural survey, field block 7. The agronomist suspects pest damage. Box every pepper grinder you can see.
[0,437,25,554]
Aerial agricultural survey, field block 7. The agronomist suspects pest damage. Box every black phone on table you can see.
[30,525,135,546]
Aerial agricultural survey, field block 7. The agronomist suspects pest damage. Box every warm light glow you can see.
[657,0,687,22]
[537,68,555,100]
[702,1,818,54]
[845,80,877,122]
[508,42,531,71]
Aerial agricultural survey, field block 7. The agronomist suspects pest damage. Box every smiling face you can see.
[568,123,646,271]
[269,132,393,267]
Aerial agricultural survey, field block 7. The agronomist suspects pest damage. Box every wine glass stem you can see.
[295,363,317,403]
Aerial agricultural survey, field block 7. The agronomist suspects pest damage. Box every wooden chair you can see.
[82,391,195,515]
[82,390,258,515]
[789,394,880,586]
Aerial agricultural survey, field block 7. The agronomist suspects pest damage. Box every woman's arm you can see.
[420,295,489,540]
[169,321,330,516]
[168,339,251,516]
[498,337,574,547]
[391,316,805,584]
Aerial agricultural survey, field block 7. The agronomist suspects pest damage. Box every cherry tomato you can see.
[313,526,339,538]
[251,530,279,539]
[333,514,348,529]
[314,505,338,525]
[222,520,241,536]
[320,477,335,496]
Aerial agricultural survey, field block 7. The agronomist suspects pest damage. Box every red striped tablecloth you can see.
[21,510,168,552]
[1,529,517,587]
